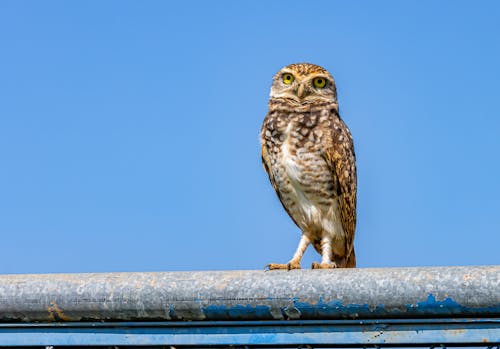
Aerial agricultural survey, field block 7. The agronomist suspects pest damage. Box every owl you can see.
[260,63,357,269]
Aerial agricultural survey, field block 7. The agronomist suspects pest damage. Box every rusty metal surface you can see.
[0,266,498,322]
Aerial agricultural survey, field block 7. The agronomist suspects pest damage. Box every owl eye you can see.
[313,77,327,88]
[282,73,295,85]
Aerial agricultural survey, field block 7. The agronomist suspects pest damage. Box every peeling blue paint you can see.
[404,294,500,317]
[293,299,388,319]
[203,304,275,320]
[190,294,500,321]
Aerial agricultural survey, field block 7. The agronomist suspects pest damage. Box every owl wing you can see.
[261,143,302,228]
[323,116,357,260]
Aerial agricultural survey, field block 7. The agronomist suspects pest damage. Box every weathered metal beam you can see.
[0,319,498,346]
[0,266,498,322]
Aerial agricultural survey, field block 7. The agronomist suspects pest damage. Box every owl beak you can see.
[297,83,306,99]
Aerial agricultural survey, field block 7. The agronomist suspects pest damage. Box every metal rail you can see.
[0,319,498,347]
[0,266,498,346]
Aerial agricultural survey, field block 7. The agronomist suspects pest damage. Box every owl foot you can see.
[267,261,301,270]
[311,262,335,269]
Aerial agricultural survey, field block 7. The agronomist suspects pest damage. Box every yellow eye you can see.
[282,73,295,84]
[313,77,327,88]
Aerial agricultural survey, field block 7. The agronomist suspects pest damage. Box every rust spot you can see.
[482,338,489,343]
[47,301,70,321]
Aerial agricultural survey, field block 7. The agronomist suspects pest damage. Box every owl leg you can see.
[289,234,311,268]
[267,234,310,270]
[311,235,335,269]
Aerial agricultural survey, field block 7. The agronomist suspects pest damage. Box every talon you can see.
[267,263,289,270]
[267,262,301,270]
[287,261,301,270]
[311,262,335,269]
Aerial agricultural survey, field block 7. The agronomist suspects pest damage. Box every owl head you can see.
[270,63,337,105]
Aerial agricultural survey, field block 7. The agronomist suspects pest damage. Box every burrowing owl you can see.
[261,63,357,269]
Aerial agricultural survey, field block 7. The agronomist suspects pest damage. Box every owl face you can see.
[270,63,337,105]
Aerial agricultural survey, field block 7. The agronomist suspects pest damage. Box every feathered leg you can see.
[311,235,335,269]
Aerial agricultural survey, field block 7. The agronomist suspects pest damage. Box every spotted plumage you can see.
[260,63,357,269]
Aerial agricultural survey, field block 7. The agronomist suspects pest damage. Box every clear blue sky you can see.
[0,1,499,274]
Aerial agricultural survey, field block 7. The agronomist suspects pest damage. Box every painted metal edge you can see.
[0,319,498,346]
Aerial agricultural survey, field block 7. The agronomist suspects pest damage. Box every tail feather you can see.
[345,249,356,268]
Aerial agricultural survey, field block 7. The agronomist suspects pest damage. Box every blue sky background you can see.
[0,1,499,274]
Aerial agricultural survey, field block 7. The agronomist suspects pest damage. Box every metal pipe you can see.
[0,266,498,322]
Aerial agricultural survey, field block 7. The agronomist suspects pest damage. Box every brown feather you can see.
[322,115,357,266]
[261,144,302,229]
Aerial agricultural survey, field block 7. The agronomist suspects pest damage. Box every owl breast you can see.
[263,112,346,253]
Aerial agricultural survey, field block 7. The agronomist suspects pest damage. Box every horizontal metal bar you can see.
[1,318,499,328]
[0,266,499,322]
[0,319,498,346]
[0,318,500,330]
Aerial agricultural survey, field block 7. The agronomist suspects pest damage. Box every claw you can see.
[266,263,289,270]
[311,262,335,269]
[287,261,301,270]
[266,262,301,270]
